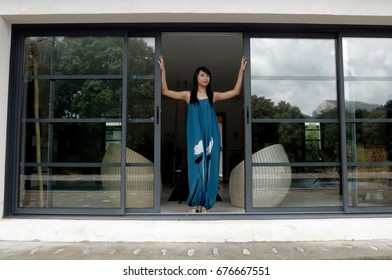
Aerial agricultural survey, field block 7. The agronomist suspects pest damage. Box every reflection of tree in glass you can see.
[56,36,123,119]
[251,95,343,163]
[318,108,340,162]
[344,101,391,162]
[357,102,392,162]
[129,38,155,119]
[53,37,155,119]
[57,37,123,75]
[251,95,277,152]
[70,80,121,118]
[275,101,304,162]
[360,106,386,147]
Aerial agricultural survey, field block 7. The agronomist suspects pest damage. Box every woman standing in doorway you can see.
[158,55,247,213]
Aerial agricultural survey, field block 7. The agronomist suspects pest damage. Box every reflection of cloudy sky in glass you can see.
[343,38,392,77]
[251,38,392,116]
[144,37,155,48]
[343,38,392,106]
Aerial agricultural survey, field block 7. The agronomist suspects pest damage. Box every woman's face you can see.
[197,70,210,87]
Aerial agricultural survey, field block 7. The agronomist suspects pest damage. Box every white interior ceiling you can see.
[161,32,243,95]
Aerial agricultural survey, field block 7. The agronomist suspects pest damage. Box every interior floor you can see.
[160,179,391,213]
[160,180,245,213]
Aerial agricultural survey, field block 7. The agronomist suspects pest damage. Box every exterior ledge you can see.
[1,218,392,243]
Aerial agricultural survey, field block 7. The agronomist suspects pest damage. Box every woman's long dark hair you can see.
[190,66,213,106]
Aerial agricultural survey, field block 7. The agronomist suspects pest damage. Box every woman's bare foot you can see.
[188,206,198,213]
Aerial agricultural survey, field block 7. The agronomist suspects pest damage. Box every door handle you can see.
[246,106,249,124]
[156,106,160,125]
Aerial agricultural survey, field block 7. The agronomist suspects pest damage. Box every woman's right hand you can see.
[158,54,165,71]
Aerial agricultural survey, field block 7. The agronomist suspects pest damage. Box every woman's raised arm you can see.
[158,55,189,102]
[214,56,247,102]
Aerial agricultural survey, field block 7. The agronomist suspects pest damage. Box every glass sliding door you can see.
[125,37,158,209]
[247,37,341,210]
[20,36,124,211]
[17,33,160,214]
[343,37,392,208]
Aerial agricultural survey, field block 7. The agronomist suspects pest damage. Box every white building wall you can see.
[1,0,392,242]
[0,17,11,219]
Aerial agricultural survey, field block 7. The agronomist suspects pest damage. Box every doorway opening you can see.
[159,32,245,213]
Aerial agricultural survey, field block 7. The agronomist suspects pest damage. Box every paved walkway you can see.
[1,239,392,260]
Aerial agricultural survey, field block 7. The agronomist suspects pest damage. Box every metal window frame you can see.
[5,23,392,218]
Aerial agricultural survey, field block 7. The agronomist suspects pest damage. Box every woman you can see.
[158,55,247,213]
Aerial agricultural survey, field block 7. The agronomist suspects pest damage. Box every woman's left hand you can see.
[240,56,247,72]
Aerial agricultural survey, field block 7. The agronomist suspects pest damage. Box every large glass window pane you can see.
[343,38,392,207]
[249,38,340,208]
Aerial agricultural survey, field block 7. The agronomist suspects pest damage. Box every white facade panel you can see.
[1,0,392,25]
[0,17,11,219]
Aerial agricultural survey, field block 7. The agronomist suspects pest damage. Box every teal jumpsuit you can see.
[186,98,220,209]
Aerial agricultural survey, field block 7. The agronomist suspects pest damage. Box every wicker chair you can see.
[101,143,154,208]
[229,144,292,208]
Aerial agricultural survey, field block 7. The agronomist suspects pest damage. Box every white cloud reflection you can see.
[343,38,392,77]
